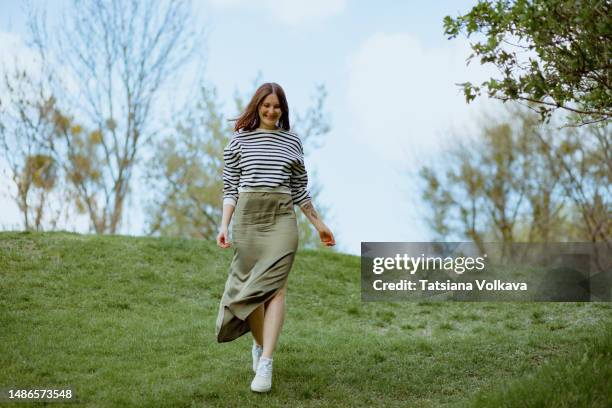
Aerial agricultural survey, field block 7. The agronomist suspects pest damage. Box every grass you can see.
[465,327,612,408]
[0,231,610,407]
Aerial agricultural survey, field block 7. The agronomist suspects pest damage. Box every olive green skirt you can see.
[215,192,298,343]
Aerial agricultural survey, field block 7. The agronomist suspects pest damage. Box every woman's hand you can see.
[217,204,235,248]
[318,224,336,247]
[216,226,231,248]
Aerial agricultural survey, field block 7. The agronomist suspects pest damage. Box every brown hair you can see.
[232,82,290,132]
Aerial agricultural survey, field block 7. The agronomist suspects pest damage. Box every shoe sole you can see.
[250,384,271,393]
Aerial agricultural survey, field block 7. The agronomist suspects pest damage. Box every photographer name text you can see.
[372,279,528,291]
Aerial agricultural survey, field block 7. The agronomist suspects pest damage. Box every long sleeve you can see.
[222,137,241,207]
[290,138,312,208]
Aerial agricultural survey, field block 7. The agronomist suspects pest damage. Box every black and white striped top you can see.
[222,128,312,208]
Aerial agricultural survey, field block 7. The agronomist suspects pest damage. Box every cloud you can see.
[346,32,500,167]
[208,0,346,26]
[326,31,505,254]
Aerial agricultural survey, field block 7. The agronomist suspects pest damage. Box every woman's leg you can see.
[261,281,288,358]
[247,278,289,353]
[247,304,264,346]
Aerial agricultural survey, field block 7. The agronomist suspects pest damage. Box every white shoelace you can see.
[257,358,273,377]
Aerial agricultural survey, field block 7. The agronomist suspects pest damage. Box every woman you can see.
[215,82,335,393]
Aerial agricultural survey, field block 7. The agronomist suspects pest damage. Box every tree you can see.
[533,121,611,243]
[444,0,611,127]
[145,82,334,250]
[420,120,533,255]
[419,104,609,247]
[144,85,228,239]
[24,0,202,234]
[0,65,63,231]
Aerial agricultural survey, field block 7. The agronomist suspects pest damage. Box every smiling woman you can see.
[233,82,290,132]
[214,82,335,394]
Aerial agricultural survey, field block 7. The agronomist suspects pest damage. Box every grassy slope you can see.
[0,231,610,407]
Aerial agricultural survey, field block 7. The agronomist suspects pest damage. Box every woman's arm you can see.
[218,136,240,248]
[289,135,335,246]
[216,204,235,248]
[299,201,324,230]
[299,201,336,247]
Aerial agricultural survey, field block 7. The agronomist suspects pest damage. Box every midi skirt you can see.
[215,192,299,343]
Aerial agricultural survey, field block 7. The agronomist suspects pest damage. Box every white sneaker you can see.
[250,357,273,393]
[252,342,263,373]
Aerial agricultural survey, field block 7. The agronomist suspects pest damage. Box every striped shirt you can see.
[222,128,312,208]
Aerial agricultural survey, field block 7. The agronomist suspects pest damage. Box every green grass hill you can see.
[1,231,610,407]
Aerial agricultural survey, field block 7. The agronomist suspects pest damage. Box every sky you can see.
[0,0,503,255]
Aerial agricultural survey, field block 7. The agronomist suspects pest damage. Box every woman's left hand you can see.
[318,225,336,247]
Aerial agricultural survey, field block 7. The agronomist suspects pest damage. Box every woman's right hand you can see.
[216,226,231,248]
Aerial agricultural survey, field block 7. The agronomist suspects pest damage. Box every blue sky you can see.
[0,0,501,254]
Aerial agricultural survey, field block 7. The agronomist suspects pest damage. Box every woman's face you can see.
[258,93,282,130]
